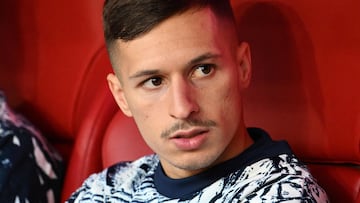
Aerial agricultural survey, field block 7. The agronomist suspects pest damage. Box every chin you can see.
[173,151,221,172]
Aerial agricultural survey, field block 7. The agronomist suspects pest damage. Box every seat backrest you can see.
[0,0,108,159]
[60,48,119,202]
[231,1,360,202]
[0,0,119,201]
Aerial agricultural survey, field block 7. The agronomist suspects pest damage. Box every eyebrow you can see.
[129,69,160,79]
[187,52,221,66]
[128,52,221,79]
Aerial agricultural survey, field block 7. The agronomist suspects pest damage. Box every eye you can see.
[192,64,215,78]
[142,76,163,89]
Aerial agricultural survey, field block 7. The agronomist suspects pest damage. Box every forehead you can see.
[112,8,234,77]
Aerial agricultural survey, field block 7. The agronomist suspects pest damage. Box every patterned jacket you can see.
[67,128,329,203]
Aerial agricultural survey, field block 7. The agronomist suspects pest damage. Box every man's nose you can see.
[168,78,199,119]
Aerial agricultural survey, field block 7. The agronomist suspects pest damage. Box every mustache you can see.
[161,119,217,138]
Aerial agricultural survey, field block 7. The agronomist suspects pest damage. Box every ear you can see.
[107,73,133,117]
[236,42,252,89]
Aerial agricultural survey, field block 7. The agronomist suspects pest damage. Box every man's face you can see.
[108,8,252,178]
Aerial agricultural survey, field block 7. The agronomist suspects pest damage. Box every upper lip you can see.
[169,127,208,139]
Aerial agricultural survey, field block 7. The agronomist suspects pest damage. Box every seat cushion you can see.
[308,164,360,203]
[102,110,153,168]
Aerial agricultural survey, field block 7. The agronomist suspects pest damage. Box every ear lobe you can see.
[107,73,133,117]
[237,42,252,89]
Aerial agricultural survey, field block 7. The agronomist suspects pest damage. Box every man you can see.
[67,0,328,202]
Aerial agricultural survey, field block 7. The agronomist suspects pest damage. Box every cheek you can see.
[131,109,154,135]
[125,98,153,134]
[212,75,243,125]
[220,88,240,121]
[131,113,161,153]
[125,87,171,133]
[215,73,241,107]
[129,101,167,144]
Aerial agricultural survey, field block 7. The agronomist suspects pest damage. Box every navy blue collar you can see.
[154,127,293,199]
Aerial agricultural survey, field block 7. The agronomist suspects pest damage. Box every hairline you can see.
[106,6,237,76]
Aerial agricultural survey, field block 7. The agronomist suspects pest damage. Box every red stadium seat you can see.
[232,1,360,202]
[1,0,359,202]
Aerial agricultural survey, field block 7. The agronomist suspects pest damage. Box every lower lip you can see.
[171,133,207,151]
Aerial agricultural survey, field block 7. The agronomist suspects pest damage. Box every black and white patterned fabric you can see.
[67,128,328,203]
[0,92,64,203]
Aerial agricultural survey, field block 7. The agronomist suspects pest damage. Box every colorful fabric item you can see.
[0,92,64,203]
[67,128,328,203]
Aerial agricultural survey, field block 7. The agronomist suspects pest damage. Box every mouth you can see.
[170,128,208,139]
[169,128,209,151]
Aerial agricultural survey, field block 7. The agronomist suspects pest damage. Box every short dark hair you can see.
[103,0,235,50]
